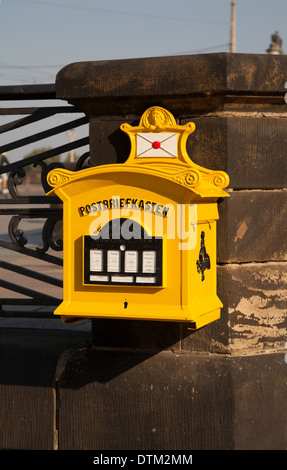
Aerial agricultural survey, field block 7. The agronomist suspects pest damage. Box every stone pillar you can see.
[55,53,287,450]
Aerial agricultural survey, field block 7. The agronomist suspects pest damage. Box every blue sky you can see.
[0,0,286,85]
[0,0,286,165]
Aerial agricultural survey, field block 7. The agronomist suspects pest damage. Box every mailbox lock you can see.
[196,231,210,281]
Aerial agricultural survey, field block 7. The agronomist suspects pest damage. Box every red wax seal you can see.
[152,141,161,149]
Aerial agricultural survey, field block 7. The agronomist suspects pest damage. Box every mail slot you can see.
[47,106,229,329]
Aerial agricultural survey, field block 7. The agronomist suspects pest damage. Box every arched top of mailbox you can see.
[120,106,196,166]
[46,106,230,199]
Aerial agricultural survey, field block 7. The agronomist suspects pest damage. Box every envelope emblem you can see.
[136,133,177,158]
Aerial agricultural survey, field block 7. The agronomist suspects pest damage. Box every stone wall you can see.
[54,53,287,450]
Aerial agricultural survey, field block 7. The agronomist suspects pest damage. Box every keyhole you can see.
[123,301,128,309]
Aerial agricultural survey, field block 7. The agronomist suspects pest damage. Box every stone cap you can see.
[56,53,287,116]
[56,53,287,108]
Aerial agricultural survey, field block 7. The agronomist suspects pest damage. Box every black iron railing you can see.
[0,84,89,319]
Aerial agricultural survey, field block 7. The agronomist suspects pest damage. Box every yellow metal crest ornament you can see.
[47,106,229,329]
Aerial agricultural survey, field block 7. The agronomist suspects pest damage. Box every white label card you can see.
[125,251,138,273]
[90,249,103,272]
[111,276,133,283]
[107,250,120,272]
[142,251,156,273]
[136,276,156,284]
[90,275,108,282]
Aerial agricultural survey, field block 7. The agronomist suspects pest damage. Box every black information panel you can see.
[83,219,163,286]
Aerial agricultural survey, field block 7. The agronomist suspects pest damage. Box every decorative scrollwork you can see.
[172,170,201,188]
[8,215,28,247]
[211,172,230,189]
[3,151,89,256]
[184,171,200,187]
[7,212,63,254]
[34,160,66,193]
[7,167,26,199]
[141,106,175,130]
[37,217,63,253]
[74,151,90,171]
[46,168,72,189]
[5,150,90,198]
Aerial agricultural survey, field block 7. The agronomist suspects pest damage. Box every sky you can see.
[0,0,286,85]
[0,0,286,165]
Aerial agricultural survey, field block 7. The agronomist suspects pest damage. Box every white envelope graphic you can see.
[136,133,177,158]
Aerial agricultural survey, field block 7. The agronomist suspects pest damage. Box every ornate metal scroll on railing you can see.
[0,84,89,318]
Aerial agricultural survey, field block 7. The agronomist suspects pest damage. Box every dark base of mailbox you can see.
[57,346,287,450]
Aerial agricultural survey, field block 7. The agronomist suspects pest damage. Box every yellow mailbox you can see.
[47,106,229,329]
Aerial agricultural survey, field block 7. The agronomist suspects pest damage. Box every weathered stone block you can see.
[218,262,287,352]
[185,116,287,189]
[58,347,287,450]
[217,190,287,263]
